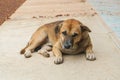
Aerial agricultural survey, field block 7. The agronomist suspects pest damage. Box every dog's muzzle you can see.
[63,38,73,49]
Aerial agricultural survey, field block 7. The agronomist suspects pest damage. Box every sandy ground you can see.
[0,0,120,80]
[0,0,25,25]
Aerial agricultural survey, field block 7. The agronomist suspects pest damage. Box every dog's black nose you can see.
[64,38,73,49]
[64,45,71,49]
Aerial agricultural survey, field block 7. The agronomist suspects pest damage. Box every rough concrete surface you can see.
[0,0,120,80]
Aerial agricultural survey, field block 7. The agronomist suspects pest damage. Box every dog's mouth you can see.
[62,44,78,50]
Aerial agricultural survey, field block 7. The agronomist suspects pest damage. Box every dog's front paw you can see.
[54,57,63,64]
[24,50,32,58]
[86,53,96,61]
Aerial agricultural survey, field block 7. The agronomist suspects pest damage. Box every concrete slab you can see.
[88,0,120,48]
[0,0,120,80]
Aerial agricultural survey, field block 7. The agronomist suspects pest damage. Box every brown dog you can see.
[20,19,96,64]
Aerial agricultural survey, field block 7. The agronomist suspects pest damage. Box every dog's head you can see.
[56,19,91,49]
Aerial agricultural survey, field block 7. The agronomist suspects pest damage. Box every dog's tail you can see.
[20,43,29,54]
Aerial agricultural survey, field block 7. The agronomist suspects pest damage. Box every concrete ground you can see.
[0,0,120,80]
[88,0,120,41]
[88,0,120,51]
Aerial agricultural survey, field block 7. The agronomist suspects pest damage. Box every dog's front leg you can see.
[53,46,63,64]
[86,44,96,61]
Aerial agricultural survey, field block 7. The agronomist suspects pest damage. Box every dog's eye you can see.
[72,33,78,37]
[62,31,67,36]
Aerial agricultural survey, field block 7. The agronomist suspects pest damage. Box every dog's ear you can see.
[81,24,91,32]
[55,22,63,34]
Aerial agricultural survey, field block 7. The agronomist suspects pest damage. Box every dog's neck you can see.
[77,38,84,46]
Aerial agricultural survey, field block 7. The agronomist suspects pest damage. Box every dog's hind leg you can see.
[38,42,52,57]
[20,43,29,55]
[21,29,48,58]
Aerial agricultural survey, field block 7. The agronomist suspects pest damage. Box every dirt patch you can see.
[0,0,26,25]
